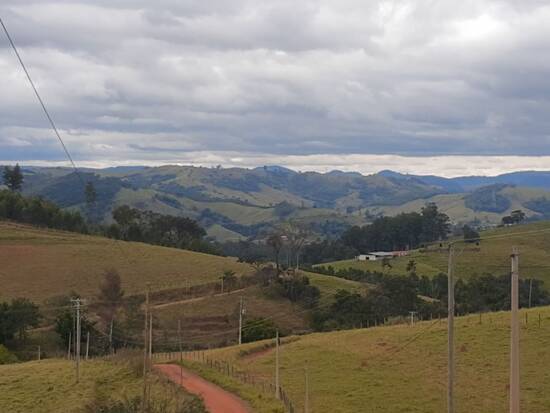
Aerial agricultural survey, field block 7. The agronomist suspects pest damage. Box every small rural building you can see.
[356,252,394,261]
[356,250,409,261]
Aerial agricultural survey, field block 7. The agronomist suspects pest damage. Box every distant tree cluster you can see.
[341,203,450,252]
[310,265,550,331]
[501,209,526,226]
[0,190,88,232]
[107,205,216,253]
[2,164,24,192]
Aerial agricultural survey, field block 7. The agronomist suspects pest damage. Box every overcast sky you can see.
[1,1,550,176]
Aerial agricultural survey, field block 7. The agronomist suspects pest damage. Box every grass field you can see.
[0,356,202,413]
[0,221,253,302]
[319,221,550,286]
[190,306,550,413]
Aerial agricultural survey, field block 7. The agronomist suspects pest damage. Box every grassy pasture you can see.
[0,357,200,413]
[319,221,550,286]
[0,221,253,302]
[193,306,550,413]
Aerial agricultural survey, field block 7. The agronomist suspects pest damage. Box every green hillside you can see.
[0,357,201,413]
[319,221,550,287]
[181,306,550,412]
[0,221,253,302]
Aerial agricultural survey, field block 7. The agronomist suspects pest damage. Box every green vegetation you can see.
[0,357,204,413]
[320,221,550,287]
[195,306,550,412]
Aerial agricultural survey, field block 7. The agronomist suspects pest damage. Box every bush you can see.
[0,344,18,364]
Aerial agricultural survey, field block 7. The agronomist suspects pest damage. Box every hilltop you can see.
[16,165,550,241]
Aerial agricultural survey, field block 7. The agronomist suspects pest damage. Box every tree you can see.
[2,164,23,192]
[406,259,417,275]
[242,318,277,343]
[463,225,480,243]
[97,269,124,327]
[267,233,284,273]
[511,209,526,224]
[0,298,41,344]
[220,270,237,293]
[84,181,97,222]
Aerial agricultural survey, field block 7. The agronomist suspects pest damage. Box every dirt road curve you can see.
[154,364,252,413]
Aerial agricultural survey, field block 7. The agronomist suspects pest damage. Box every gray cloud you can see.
[1,0,550,169]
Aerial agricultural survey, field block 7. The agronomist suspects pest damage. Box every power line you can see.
[0,17,83,184]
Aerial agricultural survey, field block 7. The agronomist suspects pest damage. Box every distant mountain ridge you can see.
[7,164,550,241]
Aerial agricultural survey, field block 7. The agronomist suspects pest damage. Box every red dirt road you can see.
[154,364,252,413]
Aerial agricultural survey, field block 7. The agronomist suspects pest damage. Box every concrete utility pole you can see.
[275,330,280,400]
[447,244,455,413]
[510,247,520,413]
[85,331,90,360]
[528,278,533,309]
[409,311,417,326]
[37,345,41,361]
[142,283,150,413]
[238,297,245,345]
[71,298,81,383]
[67,331,71,360]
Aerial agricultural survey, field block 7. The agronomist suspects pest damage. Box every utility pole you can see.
[37,345,41,361]
[275,330,280,400]
[178,319,183,385]
[67,331,71,360]
[142,283,150,413]
[304,361,310,413]
[85,331,90,360]
[409,311,417,326]
[238,297,245,345]
[510,247,520,413]
[71,298,81,383]
[109,319,114,355]
[447,244,455,413]
[528,278,533,309]
[149,313,153,360]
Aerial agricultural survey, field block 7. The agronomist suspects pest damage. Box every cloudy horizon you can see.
[2,1,550,176]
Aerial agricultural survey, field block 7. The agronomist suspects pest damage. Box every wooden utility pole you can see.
[178,319,183,385]
[142,283,150,413]
[510,247,520,413]
[149,313,153,360]
[238,297,245,345]
[85,331,90,360]
[304,361,310,413]
[275,330,280,400]
[447,244,455,413]
[109,319,114,355]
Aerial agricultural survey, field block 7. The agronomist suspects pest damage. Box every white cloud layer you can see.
[2,1,550,170]
[4,153,550,178]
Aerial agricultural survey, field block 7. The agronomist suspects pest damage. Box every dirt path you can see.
[154,364,252,413]
[152,288,246,309]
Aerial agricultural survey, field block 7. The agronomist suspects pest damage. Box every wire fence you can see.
[153,350,296,413]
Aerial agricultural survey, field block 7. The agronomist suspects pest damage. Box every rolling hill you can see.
[318,220,550,287]
[0,221,253,303]
[13,165,550,241]
[179,306,550,412]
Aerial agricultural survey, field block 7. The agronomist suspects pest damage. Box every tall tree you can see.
[84,181,97,222]
[2,164,23,192]
[267,233,284,273]
[97,269,124,328]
